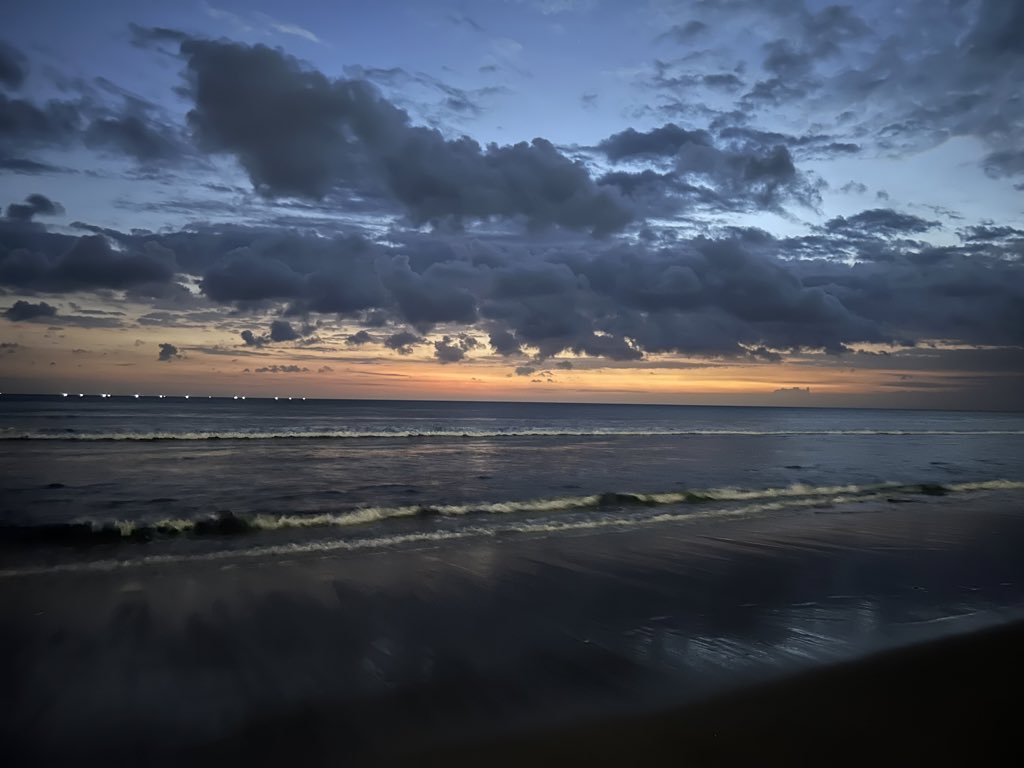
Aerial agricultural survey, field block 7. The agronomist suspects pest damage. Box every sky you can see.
[0,0,1022,409]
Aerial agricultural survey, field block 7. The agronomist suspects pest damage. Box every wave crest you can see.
[3,479,1021,548]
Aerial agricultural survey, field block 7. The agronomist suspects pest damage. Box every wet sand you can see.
[409,618,1024,766]
[3,489,1024,765]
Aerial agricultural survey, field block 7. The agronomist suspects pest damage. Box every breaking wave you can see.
[3,479,1021,548]
[3,480,1024,577]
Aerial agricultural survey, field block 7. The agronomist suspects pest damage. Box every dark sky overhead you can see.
[1,0,1022,408]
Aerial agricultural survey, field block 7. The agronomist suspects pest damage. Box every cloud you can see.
[0,78,185,166]
[346,330,373,345]
[252,13,322,45]
[597,123,821,211]
[128,24,192,48]
[659,20,708,44]
[773,386,810,394]
[240,329,265,347]
[983,149,1024,179]
[178,38,631,233]
[5,193,64,222]
[202,254,305,302]
[4,198,1021,365]
[0,232,176,292]
[0,157,65,174]
[383,330,423,354]
[598,123,713,161]
[240,318,311,347]
[157,342,180,361]
[269,319,300,342]
[0,41,27,89]
[433,333,478,363]
[488,328,521,356]
[83,114,184,162]
[824,209,941,238]
[254,364,309,373]
[3,299,57,321]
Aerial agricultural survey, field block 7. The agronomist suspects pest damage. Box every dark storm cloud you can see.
[83,115,184,162]
[381,257,478,330]
[5,193,64,221]
[157,342,180,361]
[1,298,123,328]
[201,254,305,303]
[0,41,187,167]
[346,330,373,345]
[0,210,178,293]
[0,157,65,174]
[433,333,478,363]
[4,198,1020,364]
[598,123,820,212]
[3,299,57,321]
[982,149,1024,179]
[965,0,1024,57]
[598,124,713,161]
[127,24,192,48]
[824,209,941,238]
[178,38,631,233]
[961,224,1024,243]
[0,93,80,147]
[239,319,310,347]
[240,329,265,347]
[383,330,423,354]
[269,319,300,342]
[0,41,28,90]
[488,328,522,356]
[0,95,185,169]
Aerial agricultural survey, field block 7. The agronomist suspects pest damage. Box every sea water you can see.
[2,395,1023,571]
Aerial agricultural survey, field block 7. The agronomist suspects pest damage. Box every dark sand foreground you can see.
[405,619,1024,766]
[3,490,1024,765]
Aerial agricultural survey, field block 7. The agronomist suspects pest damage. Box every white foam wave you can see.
[27,481,962,538]
[9,483,1017,578]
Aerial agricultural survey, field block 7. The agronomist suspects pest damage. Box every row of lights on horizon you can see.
[56,393,307,401]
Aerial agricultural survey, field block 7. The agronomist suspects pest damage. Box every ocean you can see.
[4,396,1024,762]
[2,395,1024,569]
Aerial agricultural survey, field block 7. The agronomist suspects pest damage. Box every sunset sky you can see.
[1,0,1022,408]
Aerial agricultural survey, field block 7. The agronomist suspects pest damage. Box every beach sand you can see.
[3,489,1023,765]
[408,618,1024,766]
